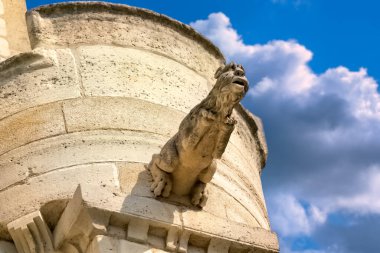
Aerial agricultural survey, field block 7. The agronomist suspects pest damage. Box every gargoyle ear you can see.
[214,65,225,79]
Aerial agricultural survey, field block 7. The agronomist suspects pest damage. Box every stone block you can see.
[0,130,165,190]
[207,238,230,253]
[204,182,259,227]
[0,1,4,15]
[0,241,17,253]
[221,143,266,207]
[62,97,183,137]
[127,219,149,243]
[178,230,191,253]
[212,170,269,229]
[117,195,182,228]
[76,45,209,113]
[0,163,119,237]
[0,49,81,119]
[26,2,224,82]
[0,19,6,37]
[181,210,278,252]
[87,235,170,253]
[117,162,152,197]
[0,103,66,155]
[0,37,9,57]
[53,186,84,249]
[165,227,179,251]
[1,0,30,54]
[7,211,54,253]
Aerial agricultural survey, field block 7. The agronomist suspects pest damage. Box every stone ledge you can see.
[0,171,279,252]
[26,2,225,80]
[0,48,81,120]
[0,102,66,156]
[27,1,224,61]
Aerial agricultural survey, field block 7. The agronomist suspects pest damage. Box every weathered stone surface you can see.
[0,163,119,239]
[117,162,263,227]
[0,240,17,253]
[0,2,278,252]
[148,63,249,207]
[0,37,9,58]
[76,45,209,112]
[0,130,165,190]
[1,0,30,56]
[208,238,230,253]
[213,169,269,229]
[0,19,6,37]
[181,211,278,252]
[53,186,110,252]
[7,211,55,253]
[217,155,266,211]
[127,219,149,244]
[117,162,152,197]
[87,235,170,253]
[26,2,224,81]
[62,97,183,136]
[0,49,81,119]
[0,103,66,155]
[0,0,4,15]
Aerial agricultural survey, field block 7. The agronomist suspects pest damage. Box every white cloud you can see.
[334,166,380,214]
[191,12,380,244]
[269,194,326,236]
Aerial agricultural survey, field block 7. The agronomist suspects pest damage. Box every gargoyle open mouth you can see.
[232,77,248,88]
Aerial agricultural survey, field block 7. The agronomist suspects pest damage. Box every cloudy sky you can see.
[28,0,380,252]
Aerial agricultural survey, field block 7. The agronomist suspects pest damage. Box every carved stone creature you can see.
[148,62,249,207]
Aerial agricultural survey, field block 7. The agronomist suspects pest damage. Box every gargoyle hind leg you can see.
[148,154,174,198]
[191,160,217,208]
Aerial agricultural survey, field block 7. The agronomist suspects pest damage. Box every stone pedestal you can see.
[0,2,279,253]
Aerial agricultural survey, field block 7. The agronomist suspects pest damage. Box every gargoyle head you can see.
[214,62,249,98]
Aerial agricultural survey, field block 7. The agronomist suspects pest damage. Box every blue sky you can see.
[27,1,380,252]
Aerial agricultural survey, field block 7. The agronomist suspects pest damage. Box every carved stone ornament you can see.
[1,185,276,253]
[148,62,249,207]
[5,186,110,253]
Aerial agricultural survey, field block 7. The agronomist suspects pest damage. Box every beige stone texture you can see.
[0,1,4,15]
[0,240,17,253]
[7,211,55,253]
[127,219,149,244]
[0,49,81,120]
[117,162,264,228]
[0,19,6,37]
[1,0,30,57]
[208,238,230,253]
[0,2,278,252]
[0,163,119,238]
[88,235,169,253]
[26,2,224,82]
[62,97,182,137]
[148,63,250,206]
[76,45,210,112]
[0,130,165,190]
[0,103,66,156]
[0,37,9,58]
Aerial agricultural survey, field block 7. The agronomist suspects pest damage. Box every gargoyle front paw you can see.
[201,109,216,121]
[225,116,237,125]
[150,170,172,198]
[191,182,208,208]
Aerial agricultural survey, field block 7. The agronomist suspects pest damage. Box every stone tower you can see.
[0,2,279,253]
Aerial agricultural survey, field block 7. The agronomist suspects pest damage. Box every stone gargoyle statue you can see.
[148,62,249,207]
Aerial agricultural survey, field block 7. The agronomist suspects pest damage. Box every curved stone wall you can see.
[0,2,277,252]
